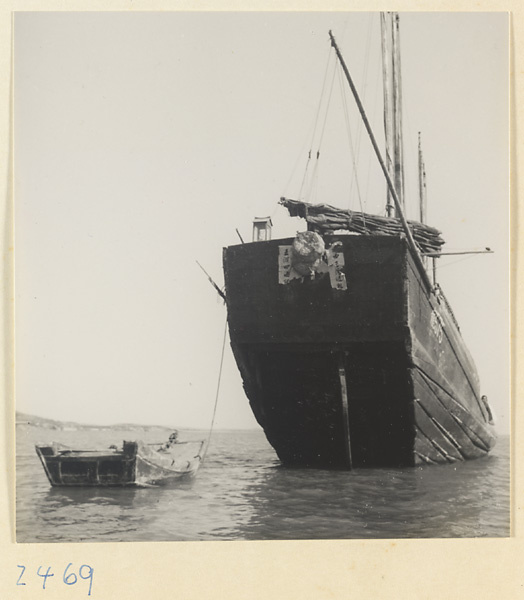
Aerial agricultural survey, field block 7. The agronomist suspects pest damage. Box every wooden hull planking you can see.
[223,234,496,469]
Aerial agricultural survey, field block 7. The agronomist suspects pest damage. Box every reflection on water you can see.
[237,451,507,539]
[17,425,509,542]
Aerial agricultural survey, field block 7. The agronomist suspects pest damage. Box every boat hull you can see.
[223,234,496,469]
[35,440,204,486]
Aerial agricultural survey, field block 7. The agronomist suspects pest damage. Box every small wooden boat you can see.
[35,438,205,487]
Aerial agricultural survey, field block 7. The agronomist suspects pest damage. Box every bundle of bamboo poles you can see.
[280,197,444,255]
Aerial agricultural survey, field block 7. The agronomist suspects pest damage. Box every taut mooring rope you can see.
[201,316,228,464]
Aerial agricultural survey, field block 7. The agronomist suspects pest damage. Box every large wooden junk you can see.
[222,22,496,469]
[224,220,496,468]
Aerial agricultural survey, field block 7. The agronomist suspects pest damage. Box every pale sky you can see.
[14,12,509,432]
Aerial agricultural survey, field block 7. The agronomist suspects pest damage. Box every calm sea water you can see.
[16,424,510,542]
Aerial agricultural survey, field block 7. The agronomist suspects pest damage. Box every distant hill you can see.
[15,411,175,432]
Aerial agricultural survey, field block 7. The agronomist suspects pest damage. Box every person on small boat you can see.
[159,431,179,452]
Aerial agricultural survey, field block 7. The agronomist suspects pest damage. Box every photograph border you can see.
[3,1,521,598]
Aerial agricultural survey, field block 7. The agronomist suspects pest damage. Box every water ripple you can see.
[17,426,509,542]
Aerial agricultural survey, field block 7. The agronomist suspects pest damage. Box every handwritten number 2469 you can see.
[17,563,94,596]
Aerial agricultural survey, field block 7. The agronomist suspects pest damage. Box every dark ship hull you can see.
[223,234,496,469]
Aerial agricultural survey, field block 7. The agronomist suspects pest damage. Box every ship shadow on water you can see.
[230,448,508,540]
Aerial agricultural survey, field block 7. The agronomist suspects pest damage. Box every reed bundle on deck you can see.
[280,198,445,255]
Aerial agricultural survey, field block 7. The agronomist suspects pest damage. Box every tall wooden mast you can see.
[418,132,427,224]
[392,13,405,211]
[418,132,429,270]
[380,12,405,217]
[329,30,432,292]
[380,13,394,218]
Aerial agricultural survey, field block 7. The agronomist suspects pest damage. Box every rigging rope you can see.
[306,17,377,211]
[305,55,338,202]
[201,316,228,465]
[433,255,478,270]
[338,65,365,220]
[365,21,388,217]
[402,102,419,220]
[284,130,313,200]
[310,48,334,153]
[299,47,334,200]
[311,152,323,204]
[316,62,337,153]
[298,151,311,199]
[353,14,375,176]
